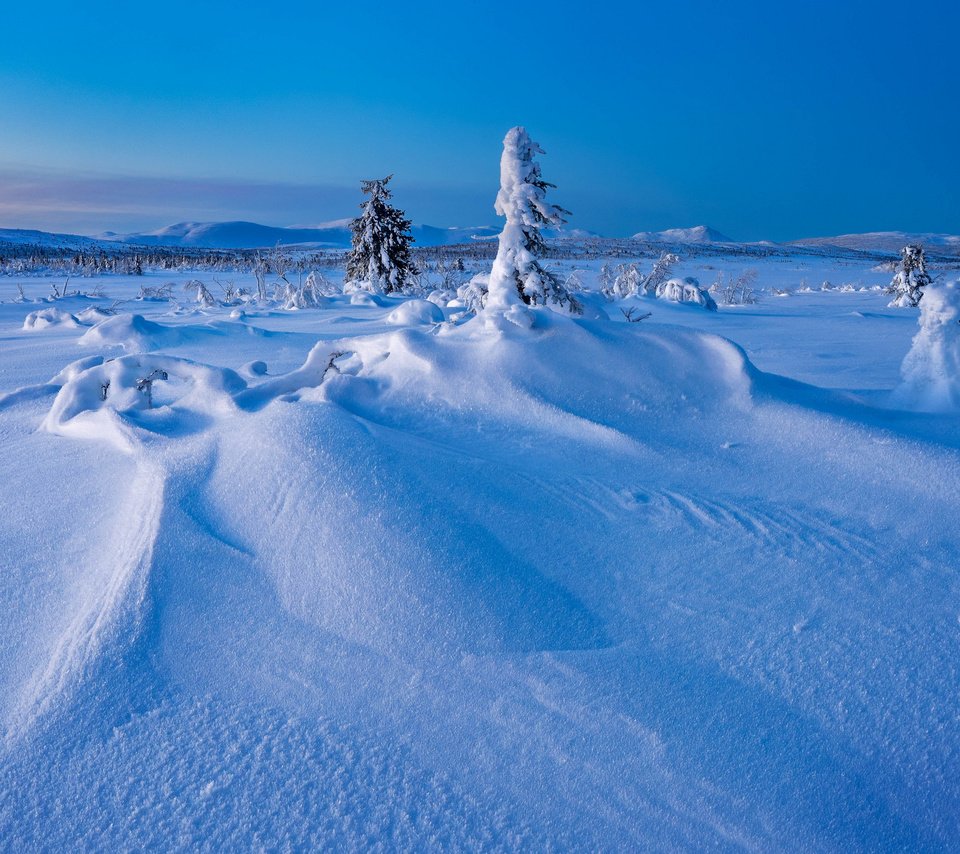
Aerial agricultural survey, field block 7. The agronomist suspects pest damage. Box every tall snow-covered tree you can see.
[887,244,933,308]
[486,127,580,314]
[346,175,414,293]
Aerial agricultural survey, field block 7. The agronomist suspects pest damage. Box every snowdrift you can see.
[22,307,80,330]
[4,302,960,849]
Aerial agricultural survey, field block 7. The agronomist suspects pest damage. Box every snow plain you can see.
[1,249,959,849]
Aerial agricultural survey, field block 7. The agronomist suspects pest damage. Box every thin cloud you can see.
[0,166,364,234]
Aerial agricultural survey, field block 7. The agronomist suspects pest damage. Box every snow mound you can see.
[38,309,757,664]
[77,313,260,351]
[22,307,80,330]
[79,313,174,351]
[895,280,960,411]
[656,277,718,310]
[76,307,115,325]
[349,292,380,307]
[385,299,445,326]
[43,354,247,449]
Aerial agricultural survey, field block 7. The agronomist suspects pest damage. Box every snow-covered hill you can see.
[0,228,105,250]
[100,220,506,249]
[791,231,960,255]
[631,225,734,244]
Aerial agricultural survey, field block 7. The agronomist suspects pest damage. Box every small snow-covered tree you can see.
[598,262,616,294]
[345,175,414,293]
[896,279,960,410]
[486,127,580,314]
[602,263,644,300]
[887,244,933,308]
[643,252,679,295]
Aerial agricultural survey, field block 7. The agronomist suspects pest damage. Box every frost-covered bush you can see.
[895,280,960,411]
[184,280,217,308]
[456,273,490,314]
[643,252,679,296]
[710,270,759,305]
[600,253,679,301]
[887,244,933,308]
[564,270,586,293]
[486,127,580,316]
[137,282,175,301]
[656,277,718,310]
[602,263,644,300]
[278,271,335,309]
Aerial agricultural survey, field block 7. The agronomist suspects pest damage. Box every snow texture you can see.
[1,247,960,849]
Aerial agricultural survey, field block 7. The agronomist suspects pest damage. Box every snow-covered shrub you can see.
[895,279,960,411]
[602,263,644,300]
[656,277,718,310]
[643,252,679,295]
[598,263,616,295]
[430,259,468,292]
[345,175,414,293]
[278,271,334,309]
[184,280,217,308]
[213,278,249,304]
[887,244,932,308]
[486,127,580,316]
[425,289,456,308]
[305,271,339,297]
[564,270,587,293]
[457,273,490,314]
[710,270,759,305]
[49,279,73,300]
[601,253,679,301]
[137,282,174,301]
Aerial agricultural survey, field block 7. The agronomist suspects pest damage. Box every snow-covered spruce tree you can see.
[887,244,932,308]
[485,127,580,316]
[345,175,414,293]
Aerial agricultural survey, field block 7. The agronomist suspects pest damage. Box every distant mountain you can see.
[100,220,352,249]
[99,220,511,250]
[790,231,960,255]
[631,225,734,244]
[0,228,104,249]
[96,220,606,250]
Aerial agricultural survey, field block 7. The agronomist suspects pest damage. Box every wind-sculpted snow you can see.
[2,290,960,848]
[78,311,281,353]
[42,354,246,450]
[23,307,80,330]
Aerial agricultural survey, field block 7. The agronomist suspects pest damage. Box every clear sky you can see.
[0,0,957,240]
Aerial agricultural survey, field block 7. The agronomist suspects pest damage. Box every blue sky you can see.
[1,0,957,240]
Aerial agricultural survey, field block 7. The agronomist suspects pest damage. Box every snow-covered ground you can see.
[1,251,959,849]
